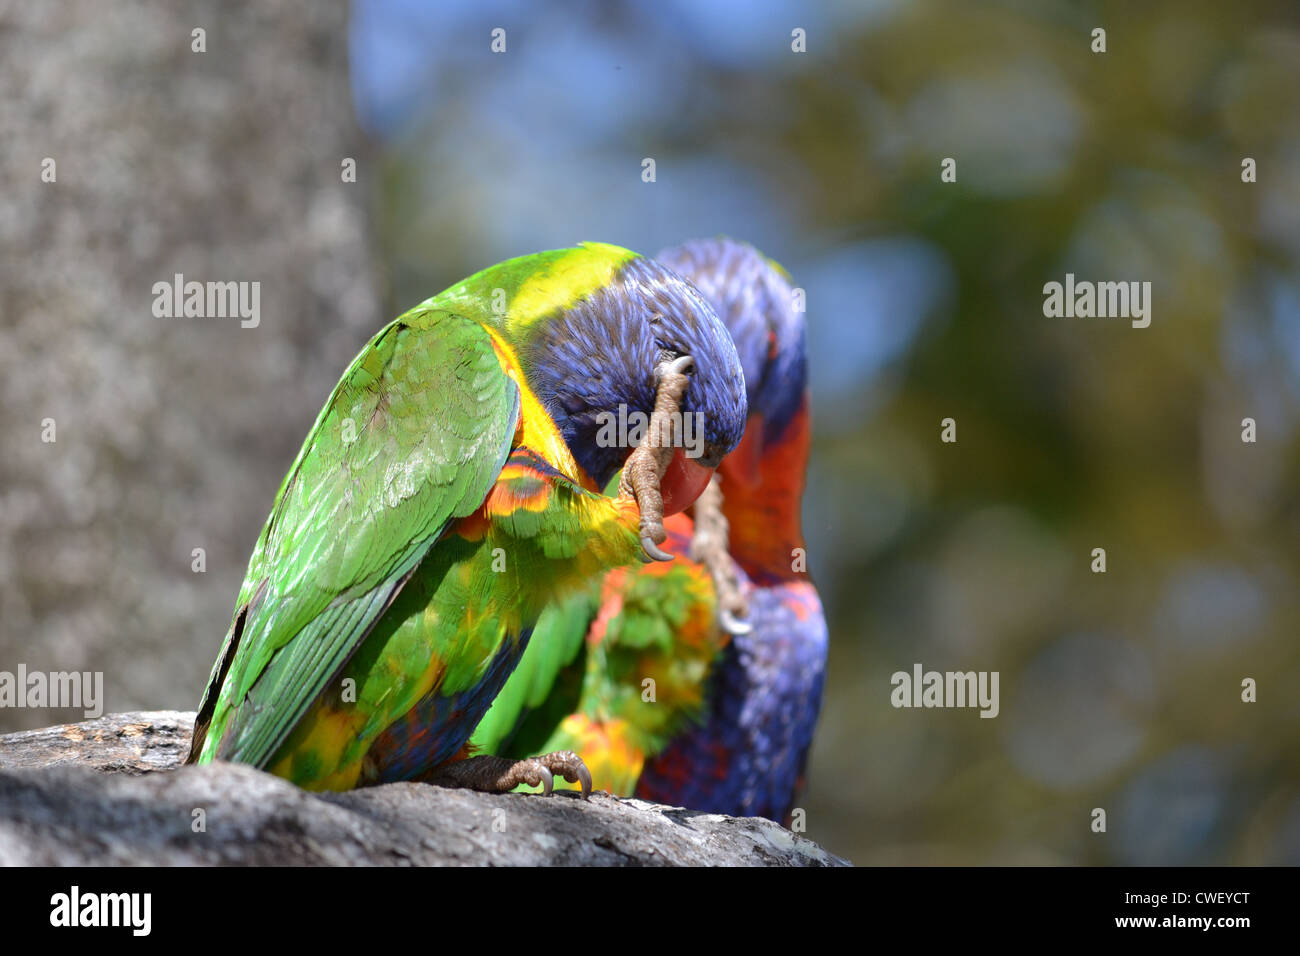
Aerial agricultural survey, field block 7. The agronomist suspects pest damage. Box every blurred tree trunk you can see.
[0,1,379,727]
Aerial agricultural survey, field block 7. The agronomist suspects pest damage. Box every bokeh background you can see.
[3,0,1299,864]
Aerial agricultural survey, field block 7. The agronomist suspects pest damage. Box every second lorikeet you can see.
[186,242,748,794]
[472,237,827,822]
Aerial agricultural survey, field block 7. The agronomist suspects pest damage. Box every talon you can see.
[654,353,695,386]
[573,762,592,799]
[720,607,752,635]
[621,354,698,561]
[641,534,673,562]
[689,475,752,636]
[422,751,592,796]
[666,354,695,377]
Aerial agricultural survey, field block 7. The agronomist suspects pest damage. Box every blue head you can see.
[520,247,748,488]
[656,238,807,446]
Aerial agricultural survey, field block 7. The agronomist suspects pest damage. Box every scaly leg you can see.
[689,474,751,634]
[619,355,694,561]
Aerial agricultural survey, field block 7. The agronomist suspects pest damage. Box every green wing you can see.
[469,588,594,756]
[192,306,520,768]
[470,518,724,795]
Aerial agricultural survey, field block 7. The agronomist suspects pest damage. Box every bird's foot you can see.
[619,355,694,561]
[689,474,751,634]
[423,751,593,798]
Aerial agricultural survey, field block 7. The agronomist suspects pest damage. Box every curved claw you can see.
[665,353,695,377]
[720,607,753,635]
[569,762,593,800]
[655,354,695,386]
[641,534,673,562]
[537,765,554,796]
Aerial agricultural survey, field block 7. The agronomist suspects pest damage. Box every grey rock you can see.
[0,712,850,866]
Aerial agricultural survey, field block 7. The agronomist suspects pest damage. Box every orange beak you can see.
[659,447,715,516]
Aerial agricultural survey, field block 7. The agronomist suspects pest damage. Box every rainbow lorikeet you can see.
[186,242,748,793]
[471,238,827,822]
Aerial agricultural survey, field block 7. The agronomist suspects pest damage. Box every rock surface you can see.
[0,712,849,866]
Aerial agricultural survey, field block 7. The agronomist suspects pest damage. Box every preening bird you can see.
[187,242,747,793]
[472,237,828,822]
